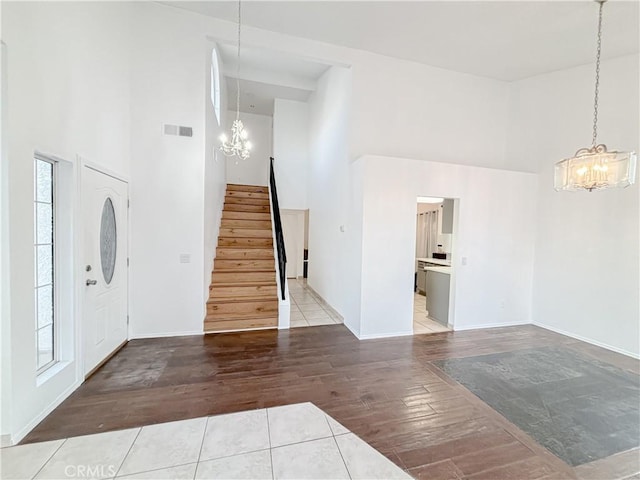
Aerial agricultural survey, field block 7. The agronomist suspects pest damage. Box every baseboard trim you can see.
[342,321,360,340]
[12,379,82,446]
[130,330,203,340]
[1,433,13,448]
[304,285,344,322]
[453,320,529,332]
[358,330,414,340]
[533,322,640,359]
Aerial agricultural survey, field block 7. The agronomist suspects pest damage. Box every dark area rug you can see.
[433,347,640,466]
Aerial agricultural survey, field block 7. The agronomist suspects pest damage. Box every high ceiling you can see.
[166,0,639,81]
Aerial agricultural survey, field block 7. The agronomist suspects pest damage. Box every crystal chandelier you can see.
[219,0,252,160]
[554,0,637,192]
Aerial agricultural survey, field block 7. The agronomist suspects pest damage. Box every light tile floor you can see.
[413,292,451,334]
[1,403,412,480]
[289,279,343,328]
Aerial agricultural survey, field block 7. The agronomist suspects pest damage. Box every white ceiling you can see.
[218,42,330,115]
[167,0,640,81]
[226,76,312,115]
[217,42,329,82]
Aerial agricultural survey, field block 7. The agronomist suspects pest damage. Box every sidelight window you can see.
[34,156,57,372]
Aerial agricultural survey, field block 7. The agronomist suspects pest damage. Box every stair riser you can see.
[206,301,278,317]
[219,228,272,239]
[225,196,270,206]
[209,285,277,297]
[218,238,273,248]
[215,260,274,270]
[224,204,271,213]
[204,317,277,332]
[226,184,268,194]
[222,211,271,221]
[226,191,269,200]
[211,272,275,283]
[221,219,272,230]
[215,248,274,259]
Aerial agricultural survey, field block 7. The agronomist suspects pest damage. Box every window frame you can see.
[211,48,221,125]
[34,154,58,374]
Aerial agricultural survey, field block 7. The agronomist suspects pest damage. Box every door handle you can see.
[86,279,97,286]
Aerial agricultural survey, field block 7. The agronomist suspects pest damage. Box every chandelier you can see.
[554,0,636,192]
[219,0,252,160]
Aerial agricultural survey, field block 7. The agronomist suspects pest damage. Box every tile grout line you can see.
[192,416,210,480]
[331,434,352,480]
[269,433,335,450]
[117,461,198,479]
[112,427,142,479]
[30,437,67,480]
[265,409,274,480]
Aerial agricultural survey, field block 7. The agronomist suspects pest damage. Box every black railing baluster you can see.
[269,157,287,300]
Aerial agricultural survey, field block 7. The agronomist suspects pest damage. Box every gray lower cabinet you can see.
[416,261,426,294]
[425,271,450,326]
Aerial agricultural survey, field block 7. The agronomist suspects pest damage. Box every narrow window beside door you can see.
[34,156,56,372]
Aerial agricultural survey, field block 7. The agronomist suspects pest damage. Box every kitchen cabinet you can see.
[441,198,454,234]
[425,269,450,326]
[416,260,426,294]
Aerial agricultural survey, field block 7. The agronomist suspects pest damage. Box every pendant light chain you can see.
[235,0,241,121]
[218,0,252,160]
[592,0,604,147]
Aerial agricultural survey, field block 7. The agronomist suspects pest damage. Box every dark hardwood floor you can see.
[23,325,639,479]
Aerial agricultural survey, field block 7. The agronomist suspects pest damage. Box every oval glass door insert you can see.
[100,197,117,284]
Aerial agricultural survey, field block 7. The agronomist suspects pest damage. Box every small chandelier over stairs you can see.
[219,0,252,161]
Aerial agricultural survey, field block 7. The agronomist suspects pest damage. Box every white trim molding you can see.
[533,322,640,360]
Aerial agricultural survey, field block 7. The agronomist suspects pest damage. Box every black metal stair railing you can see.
[269,157,287,300]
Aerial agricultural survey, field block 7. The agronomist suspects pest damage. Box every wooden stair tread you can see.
[204,317,278,332]
[206,296,277,304]
[213,268,275,272]
[226,184,268,193]
[219,227,273,238]
[224,200,269,207]
[221,219,272,229]
[210,281,276,287]
[222,211,271,221]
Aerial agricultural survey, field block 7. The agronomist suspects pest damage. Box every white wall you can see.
[508,54,640,357]
[352,156,538,339]
[2,1,132,443]
[225,111,272,186]
[273,99,309,210]
[350,58,510,170]
[128,3,212,339]
[203,44,227,306]
[307,66,352,315]
[1,36,12,445]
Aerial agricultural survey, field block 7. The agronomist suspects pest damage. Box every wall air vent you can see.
[163,124,193,137]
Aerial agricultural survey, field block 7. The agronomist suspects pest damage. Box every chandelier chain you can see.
[592,0,604,147]
[235,0,241,121]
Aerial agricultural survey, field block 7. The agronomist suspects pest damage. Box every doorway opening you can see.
[413,196,456,335]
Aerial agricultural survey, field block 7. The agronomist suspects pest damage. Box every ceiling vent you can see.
[163,124,193,137]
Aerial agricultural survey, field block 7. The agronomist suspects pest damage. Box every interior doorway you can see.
[280,209,307,279]
[413,196,455,335]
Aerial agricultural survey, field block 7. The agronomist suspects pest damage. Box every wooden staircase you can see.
[205,184,279,333]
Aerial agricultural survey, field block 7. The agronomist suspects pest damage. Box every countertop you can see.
[424,266,452,275]
[416,257,451,267]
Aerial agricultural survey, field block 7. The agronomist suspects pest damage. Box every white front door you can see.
[82,166,128,376]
